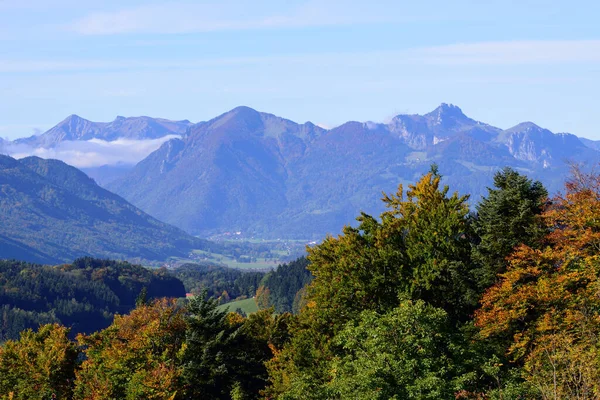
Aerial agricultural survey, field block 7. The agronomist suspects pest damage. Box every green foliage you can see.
[472,167,548,289]
[328,301,454,399]
[169,263,264,299]
[0,324,78,400]
[380,168,477,320]
[266,169,479,398]
[0,258,185,341]
[260,257,313,314]
[182,293,272,399]
[305,169,476,332]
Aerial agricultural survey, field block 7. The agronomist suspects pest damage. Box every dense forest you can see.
[169,258,312,314]
[0,257,185,341]
[3,165,600,399]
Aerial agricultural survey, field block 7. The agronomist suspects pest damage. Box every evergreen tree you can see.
[472,167,547,289]
[182,292,271,399]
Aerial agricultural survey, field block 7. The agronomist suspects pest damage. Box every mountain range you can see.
[103,104,600,238]
[0,154,210,264]
[5,104,600,240]
[15,115,192,148]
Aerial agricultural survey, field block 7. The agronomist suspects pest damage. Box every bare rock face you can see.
[500,122,586,166]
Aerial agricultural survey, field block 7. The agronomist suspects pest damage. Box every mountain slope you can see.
[15,115,192,148]
[497,122,595,165]
[103,105,600,239]
[0,155,210,263]
[108,107,326,235]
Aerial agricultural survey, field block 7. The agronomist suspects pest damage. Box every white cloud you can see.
[408,40,600,65]
[67,1,392,35]
[4,135,179,168]
[3,40,600,75]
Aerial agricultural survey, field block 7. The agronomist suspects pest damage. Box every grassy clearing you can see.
[217,297,259,315]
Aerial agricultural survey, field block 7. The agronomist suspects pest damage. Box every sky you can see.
[1,0,600,141]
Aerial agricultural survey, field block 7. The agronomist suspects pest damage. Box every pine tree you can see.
[472,167,548,289]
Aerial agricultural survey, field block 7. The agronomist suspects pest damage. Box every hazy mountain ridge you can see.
[14,114,192,148]
[103,104,600,239]
[7,104,600,240]
[0,154,210,264]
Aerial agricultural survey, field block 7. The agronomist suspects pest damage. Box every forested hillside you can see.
[3,166,600,399]
[0,155,213,263]
[0,257,185,341]
[170,258,313,314]
[170,263,265,299]
[257,257,313,314]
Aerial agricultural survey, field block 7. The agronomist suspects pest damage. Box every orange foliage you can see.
[74,298,187,400]
[475,166,600,397]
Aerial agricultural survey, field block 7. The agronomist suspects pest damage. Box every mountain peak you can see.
[205,106,265,132]
[427,103,467,120]
[506,121,544,133]
[227,105,261,117]
[59,114,88,124]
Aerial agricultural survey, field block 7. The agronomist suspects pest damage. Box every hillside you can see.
[106,104,600,239]
[0,257,185,341]
[0,155,211,264]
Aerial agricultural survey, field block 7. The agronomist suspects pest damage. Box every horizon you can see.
[1,1,599,140]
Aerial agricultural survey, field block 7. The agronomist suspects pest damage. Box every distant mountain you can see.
[15,115,192,148]
[387,103,501,149]
[580,137,600,151]
[107,107,327,236]
[496,122,595,166]
[0,155,211,264]
[81,163,135,186]
[104,104,600,239]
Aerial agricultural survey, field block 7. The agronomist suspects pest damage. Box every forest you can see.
[2,165,600,399]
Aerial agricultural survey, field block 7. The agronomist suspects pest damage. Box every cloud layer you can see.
[3,40,600,75]
[2,135,179,168]
[68,1,392,36]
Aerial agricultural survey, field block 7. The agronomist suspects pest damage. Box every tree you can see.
[265,168,479,398]
[74,298,187,400]
[255,286,271,310]
[306,167,476,329]
[476,166,600,398]
[181,293,272,399]
[328,300,454,399]
[472,167,548,289]
[0,323,79,400]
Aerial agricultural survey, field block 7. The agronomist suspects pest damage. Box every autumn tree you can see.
[476,165,600,398]
[0,323,79,400]
[255,285,271,310]
[265,167,479,398]
[74,298,187,400]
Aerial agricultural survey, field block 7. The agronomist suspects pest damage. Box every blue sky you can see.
[1,0,599,140]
